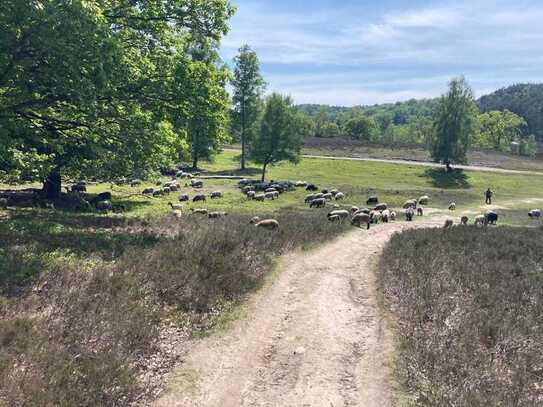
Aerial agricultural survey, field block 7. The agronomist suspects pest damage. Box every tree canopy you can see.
[0,0,235,195]
[250,93,307,181]
[231,44,266,170]
[431,77,477,169]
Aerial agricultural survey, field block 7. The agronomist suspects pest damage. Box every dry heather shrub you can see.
[379,226,543,406]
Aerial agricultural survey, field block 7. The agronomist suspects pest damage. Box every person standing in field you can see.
[485,188,494,205]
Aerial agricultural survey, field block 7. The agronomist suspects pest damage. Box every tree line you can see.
[299,87,539,158]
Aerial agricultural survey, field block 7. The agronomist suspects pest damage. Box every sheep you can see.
[448,202,456,211]
[444,219,454,229]
[485,211,498,225]
[405,207,415,221]
[210,191,223,199]
[176,171,187,178]
[208,211,227,219]
[250,216,261,224]
[193,194,206,202]
[153,189,164,197]
[0,198,8,209]
[381,209,391,223]
[403,199,417,209]
[328,215,341,223]
[334,192,345,200]
[179,195,189,202]
[374,203,388,211]
[169,202,182,210]
[247,191,256,199]
[265,188,277,194]
[327,210,350,221]
[162,187,171,194]
[130,179,142,187]
[418,195,430,205]
[528,209,541,219]
[366,196,379,205]
[350,206,360,214]
[304,194,316,203]
[353,208,371,217]
[306,184,319,192]
[96,200,113,212]
[191,180,203,189]
[264,192,276,200]
[330,189,339,197]
[310,198,326,208]
[191,208,208,215]
[475,215,486,226]
[255,219,279,230]
[417,207,424,216]
[322,193,333,200]
[390,211,397,221]
[295,181,308,187]
[254,194,266,202]
[142,188,155,195]
[461,216,469,225]
[351,212,372,230]
[370,210,382,224]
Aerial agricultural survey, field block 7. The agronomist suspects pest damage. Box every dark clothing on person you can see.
[485,189,493,205]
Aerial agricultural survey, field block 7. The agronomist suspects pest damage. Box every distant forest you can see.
[297,84,543,156]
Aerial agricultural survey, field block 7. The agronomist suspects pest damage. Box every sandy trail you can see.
[155,218,444,407]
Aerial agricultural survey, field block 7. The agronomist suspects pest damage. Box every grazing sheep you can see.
[264,192,276,200]
[370,210,382,224]
[210,191,223,199]
[255,219,279,230]
[322,193,333,200]
[304,194,316,203]
[191,180,203,189]
[193,194,206,202]
[191,208,208,215]
[0,198,8,209]
[381,209,391,223]
[461,216,469,225]
[162,187,171,194]
[328,210,350,220]
[330,189,339,196]
[265,188,277,194]
[250,216,261,224]
[169,202,182,210]
[351,212,372,230]
[143,188,155,195]
[448,202,456,211]
[254,194,266,202]
[417,207,424,216]
[296,181,308,187]
[475,215,486,226]
[403,199,417,209]
[306,184,319,192]
[366,196,379,205]
[374,203,388,211]
[353,208,371,217]
[334,192,345,200]
[328,215,341,223]
[247,191,256,199]
[96,200,113,212]
[208,211,227,219]
[179,195,189,202]
[310,198,326,208]
[130,179,142,187]
[350,206,360,214]
[444,219,454,229]
[243,185,255,194]
[176,171,187,178]
[153,189,164,197]
[390,211,397,221]
[528,209,541,219]
[418,196,430,205]
[405,207,415,221]
[485,211,498,225]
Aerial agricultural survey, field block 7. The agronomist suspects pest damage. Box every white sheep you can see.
[250,216,261,224]
[448,202,456,211]
[474,215,485,226]
[351,212,372,230]
[334,192,345,200]
[328,210,350,220]
[210,191,223,199]
[418,196,430,205]
[254,194,265,202]
[255,219,279,230]
[528,209,541,219]
[191,208,208,215]
[390,211,397,221]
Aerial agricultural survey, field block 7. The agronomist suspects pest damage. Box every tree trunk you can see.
[241,98,246,171]
[445,160,452,172]
[192,154,198,170]
[43,168,62,200]
[261,162,268,182]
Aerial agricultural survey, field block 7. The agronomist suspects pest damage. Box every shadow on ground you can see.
[423,168,471,189]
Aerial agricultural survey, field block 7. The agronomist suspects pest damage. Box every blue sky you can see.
[220,0,543,106]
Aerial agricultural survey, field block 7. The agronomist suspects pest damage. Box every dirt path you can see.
[155,218,444,407]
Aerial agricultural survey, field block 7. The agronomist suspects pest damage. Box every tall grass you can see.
[379,226,543,406]
[0,210,348,405]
